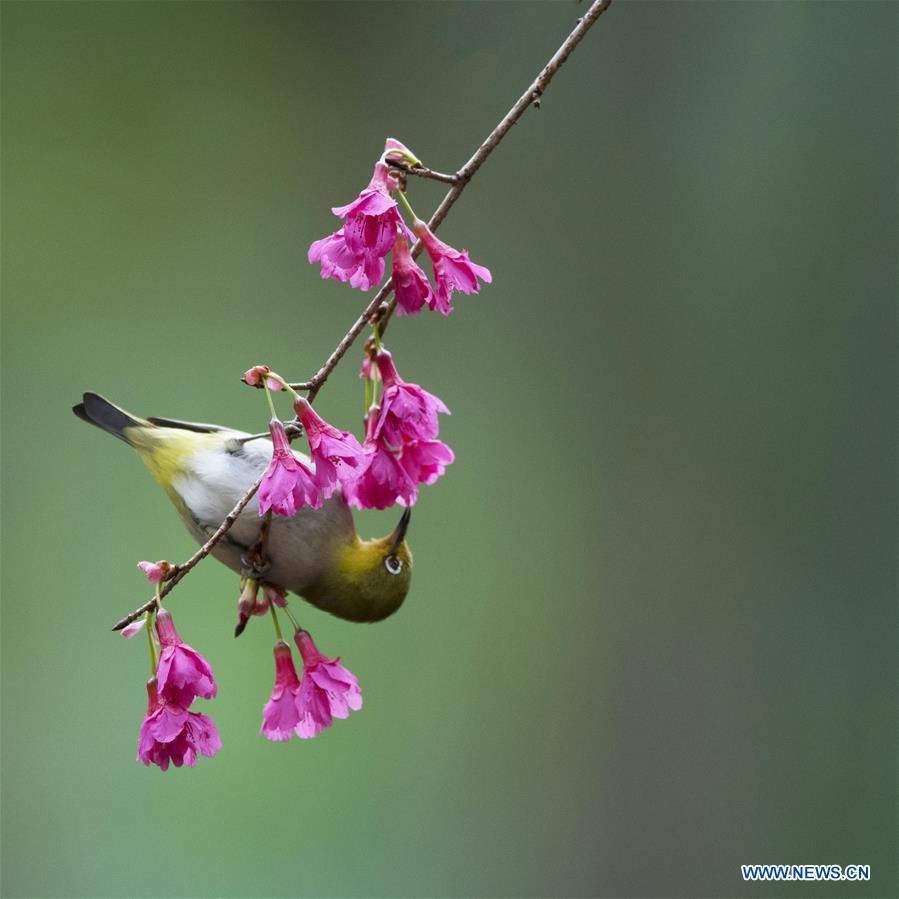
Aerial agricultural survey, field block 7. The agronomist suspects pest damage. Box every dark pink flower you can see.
[154,608,217,708]
[331,160,400,222]
[309,161,408,292]
[241,365,283,391]
[343,408,418,510]
[260,641,302,742]
[392,235,433,316]
[414,220,492,315]
[294,629,362,738]
[373,351,450,443]
[400,438,455,486]
[137,679,221,771]
[293,397,365,498]
[308,229,385,291]
[137,560,172,584]
[258,418,322,517]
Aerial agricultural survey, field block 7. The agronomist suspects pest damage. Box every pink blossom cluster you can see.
[253,356,452,515]
[308,138,491,316]
[260,629,362,742]
[256,393,366,518]
[345,351,454,509]
[129,596,221,771]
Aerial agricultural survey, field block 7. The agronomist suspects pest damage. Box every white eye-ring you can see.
[385,556,403,575]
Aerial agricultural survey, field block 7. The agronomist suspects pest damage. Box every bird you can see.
[73,392,412,624]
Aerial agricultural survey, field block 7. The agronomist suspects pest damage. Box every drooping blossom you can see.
[331,160,402,226]
[373,351,450,443]
[258,418,322,518]
[293,397,364,498]
[137,679,221,771]
[137,560,172,584]
[400,438,455,486]
[308,229,384,292]
[241,365,284,391]
[154,608,217,708]
[294,628,362,739]
[260,641,302,742]
[414,219,492,315]
[391,235,433,316]
[343,406,419,510]
[310,161,406,291]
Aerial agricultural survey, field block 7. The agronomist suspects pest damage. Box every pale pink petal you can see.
[121,618,147,639]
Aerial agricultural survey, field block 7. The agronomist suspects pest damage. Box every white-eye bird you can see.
[73,392,412,623]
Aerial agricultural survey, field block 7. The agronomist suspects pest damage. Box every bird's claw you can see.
[240,556,271,581]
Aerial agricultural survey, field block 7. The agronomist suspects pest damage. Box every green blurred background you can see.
[2,2,896,897]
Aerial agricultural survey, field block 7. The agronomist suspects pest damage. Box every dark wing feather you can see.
[146,416,227,433]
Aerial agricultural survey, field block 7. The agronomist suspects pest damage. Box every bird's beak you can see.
[389,507,411,552]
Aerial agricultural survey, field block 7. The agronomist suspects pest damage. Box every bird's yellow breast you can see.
[125,426,220,496]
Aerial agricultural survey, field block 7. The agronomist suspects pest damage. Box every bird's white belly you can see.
[172,439,354,593]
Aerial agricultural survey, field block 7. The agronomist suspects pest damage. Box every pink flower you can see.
[331,160,401,223]
[137,679,221,771]
[343,408,418,510]
[292,397,364,498]
[400,438,455,486]
[391,235,433,316]
[241,365,283,391]
[260,641,302,742]
[154,608,217,708]
[308,229,385,291]
[414,220,492,315]
[258,418,322,517]
[373,351,450,443]
[309,161,408,292]
[137,560,172,584]
[294,629,362,739]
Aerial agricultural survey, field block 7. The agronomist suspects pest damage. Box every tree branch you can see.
[111,473,265,630]
[111,0,613,629]
[290,0,612,379]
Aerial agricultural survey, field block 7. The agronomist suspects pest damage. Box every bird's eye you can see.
[384,555,403,575]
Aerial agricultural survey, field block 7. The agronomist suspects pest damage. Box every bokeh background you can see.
[2,2,896,897]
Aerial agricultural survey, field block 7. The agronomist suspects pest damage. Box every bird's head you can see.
[303,508,413,622]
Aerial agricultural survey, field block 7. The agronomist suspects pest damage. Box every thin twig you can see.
[111,473,265,630]
[112,0,613,629]
[290,0,613,377]
[385,159,459,185]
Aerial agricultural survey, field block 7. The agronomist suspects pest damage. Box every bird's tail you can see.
[73,392,151,444]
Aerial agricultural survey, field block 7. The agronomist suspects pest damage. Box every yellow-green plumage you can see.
[74,392,412,622]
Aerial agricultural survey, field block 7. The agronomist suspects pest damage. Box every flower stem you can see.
[145,610,157,675]
[282,603,301,631]
[396,189,418,223]
[269,603,284,642]
[262,381,278,420]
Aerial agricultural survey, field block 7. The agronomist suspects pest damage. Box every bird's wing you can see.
[146,416,230,433]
